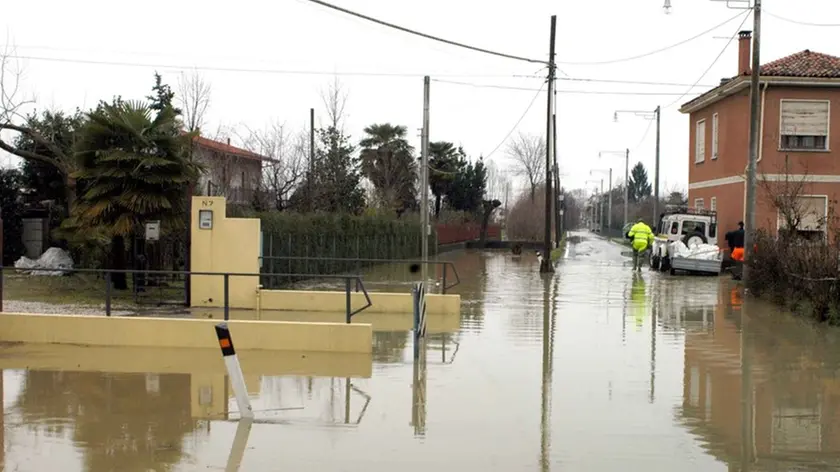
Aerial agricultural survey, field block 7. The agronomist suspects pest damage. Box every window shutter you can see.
[712,114,719,159]
[781,101,829,136]
[696,120,706,162]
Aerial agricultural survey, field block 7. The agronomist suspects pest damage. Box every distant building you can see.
[192,136,271,205]
[680,30,840,239]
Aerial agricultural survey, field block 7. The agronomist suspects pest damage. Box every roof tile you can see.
[193,136,269,161]
[759,50,840,78]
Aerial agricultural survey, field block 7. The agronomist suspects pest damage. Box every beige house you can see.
[192,136,270,205]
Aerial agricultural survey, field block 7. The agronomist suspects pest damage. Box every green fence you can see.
[258,212,433,287]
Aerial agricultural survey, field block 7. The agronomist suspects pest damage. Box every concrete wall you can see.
[259,290,461,315]
[0,343,372,378]
[0,312,372,354]
[190,196,261,309]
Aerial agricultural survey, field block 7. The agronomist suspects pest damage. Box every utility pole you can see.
[421,76,431,283]
[552,113,561,247]
[607,168,613,231]
[653,106,661,226]
[309,108,315,212]
[743,0,762,285]
[599,179,604,231]
[540,15,557,274]
[624,149,630,227]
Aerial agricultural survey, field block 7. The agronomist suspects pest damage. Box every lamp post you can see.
[614,108,661,225]
[586,179,604,232]
[599,149,631,228]
[591,168,613,232]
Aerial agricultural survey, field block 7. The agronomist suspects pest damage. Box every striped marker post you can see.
[214,323,254,419]
[412,282,427,362]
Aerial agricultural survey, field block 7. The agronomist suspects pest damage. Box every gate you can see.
[132,230,188,306]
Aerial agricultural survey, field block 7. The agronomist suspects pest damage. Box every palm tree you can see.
[359,123,417,214]
[427,141,465,218]
[65,99,200,289]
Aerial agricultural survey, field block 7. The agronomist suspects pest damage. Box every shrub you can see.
[0,168,25,265]
[748,230,840,323]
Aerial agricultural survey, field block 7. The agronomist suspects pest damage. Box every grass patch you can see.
[550,239,566,262]
[2,273,183,307]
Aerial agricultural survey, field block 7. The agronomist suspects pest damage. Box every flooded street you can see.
[4,232,840,470]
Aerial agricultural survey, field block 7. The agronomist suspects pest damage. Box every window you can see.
[695,119,706,163]
[780,100,830,151]
[712,114,719,159]
[694,198,704,210]
[682,220,707,238]
[710,197,717,211]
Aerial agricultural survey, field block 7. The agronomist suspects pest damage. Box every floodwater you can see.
[4,232,840,470]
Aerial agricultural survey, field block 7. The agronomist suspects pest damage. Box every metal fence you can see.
[0,266,373,323]
[260,256,460,294]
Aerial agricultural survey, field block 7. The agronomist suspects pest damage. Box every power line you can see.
[302,0,547,65]
[764,10,840,27]
[556,10,748,65]
[557,77,718,88]
[433,79,703,96]
[483,83,546,160]
[664,9,753,109]
[5,53,534,78]
[632,119,656,151]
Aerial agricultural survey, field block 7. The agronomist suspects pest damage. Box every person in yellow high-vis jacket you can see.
[627,218,655,272]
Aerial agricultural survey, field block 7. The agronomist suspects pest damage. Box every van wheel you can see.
[669,267,677,276]
[661,256,671,272]
[651,255,660,270]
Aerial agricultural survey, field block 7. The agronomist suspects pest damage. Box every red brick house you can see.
[680,31,840,239]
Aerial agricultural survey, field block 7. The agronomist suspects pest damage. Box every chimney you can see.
[738,30,752,76]
[227,137,231,146]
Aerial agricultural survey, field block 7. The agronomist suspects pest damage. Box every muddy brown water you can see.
[3,232,840,470]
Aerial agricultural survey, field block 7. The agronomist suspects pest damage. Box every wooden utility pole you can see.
[743,0,762,285]
[540,15,557,274]
[652,106,661,226]
[421,77,431,282]
[552,113,561,247]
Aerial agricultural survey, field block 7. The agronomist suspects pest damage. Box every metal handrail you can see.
[0,266,373,323]
[260,256,461,294]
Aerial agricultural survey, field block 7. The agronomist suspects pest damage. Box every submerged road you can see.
[3,231,839,471]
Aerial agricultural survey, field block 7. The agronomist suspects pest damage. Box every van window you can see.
[682,221,707,237]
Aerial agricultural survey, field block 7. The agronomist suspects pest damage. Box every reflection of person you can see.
[627,218,655,272]
[725,221,745,261]
[631,272,647,329]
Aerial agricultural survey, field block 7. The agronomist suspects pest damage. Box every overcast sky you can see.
[2,0,839,198]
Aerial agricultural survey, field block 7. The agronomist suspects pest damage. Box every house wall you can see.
[688,85,840,238]
[193,147,262,204]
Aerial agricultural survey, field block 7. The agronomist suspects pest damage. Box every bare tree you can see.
[320,75,349,132]
[759,155,820,238]
[177,70,211,133]
[0,43,78,211]
[506,132,546,202]
[243,121,305,210]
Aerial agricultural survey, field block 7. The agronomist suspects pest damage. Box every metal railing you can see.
[0,266,373,323]
[260,256,461,294]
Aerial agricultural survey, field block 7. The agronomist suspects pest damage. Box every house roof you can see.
[680,49,840,114]
[193,136,270,162]
[760,49,840,78]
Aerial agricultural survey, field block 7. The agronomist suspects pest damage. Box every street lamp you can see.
[599,150,631,228]
[591,168,613,232]
[663,0,672,14]
[614,108,661,225]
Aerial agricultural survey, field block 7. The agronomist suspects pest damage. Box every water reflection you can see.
[679,283,840,470]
